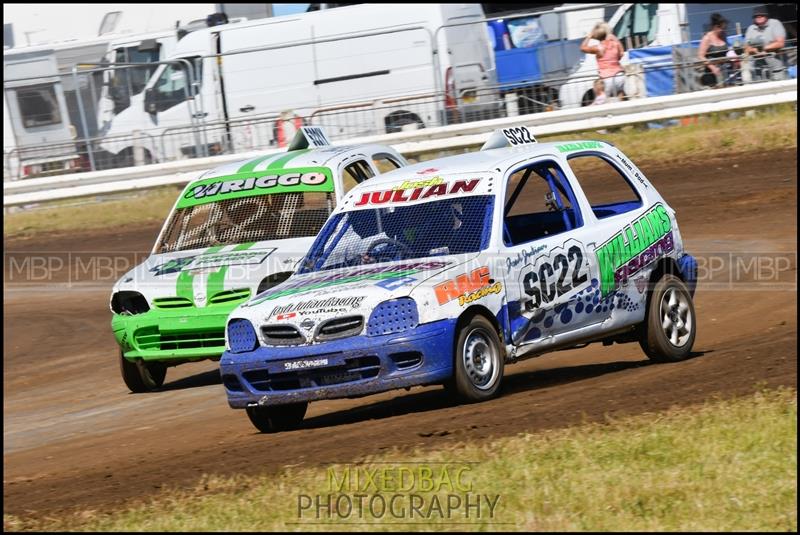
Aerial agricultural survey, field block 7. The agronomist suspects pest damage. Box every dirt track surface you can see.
[3,149,797,519]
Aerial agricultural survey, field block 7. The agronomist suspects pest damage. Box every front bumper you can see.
[112,306,237,362]
[220,319,456,408]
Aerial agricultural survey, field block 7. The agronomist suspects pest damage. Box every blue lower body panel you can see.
[220,319,455,408]
[678,254,698,296]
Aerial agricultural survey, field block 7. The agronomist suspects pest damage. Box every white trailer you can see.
[3,49,80,179]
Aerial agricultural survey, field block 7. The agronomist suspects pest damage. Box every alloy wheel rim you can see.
[660,287,693,347]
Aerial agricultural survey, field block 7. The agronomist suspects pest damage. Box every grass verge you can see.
[412,103,797,163]
[5,388,796,531]
[4,186,183,239]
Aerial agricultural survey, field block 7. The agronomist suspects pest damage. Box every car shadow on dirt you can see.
[297,357,675,431]
[156,369,222,392]
[147,350,710,399]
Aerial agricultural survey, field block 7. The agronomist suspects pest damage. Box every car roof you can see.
[193,143,397,183]
[350,140,611,190]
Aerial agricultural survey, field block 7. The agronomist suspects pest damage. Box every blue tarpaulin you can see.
[628,45,676,97]
[495,47,542,88]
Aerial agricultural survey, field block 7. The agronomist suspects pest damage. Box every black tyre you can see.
[384,112,425,134]
[581,89,596,107]
[639,274,697,362]
[120,351,167,393]
[449,315,504,402]
[246,402,308,433]
[113,148,153,169]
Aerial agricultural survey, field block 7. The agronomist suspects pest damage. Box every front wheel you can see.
[448,316,504,402]
[639,274,697,362]
[120,351,167,393]
[246,402,308,433]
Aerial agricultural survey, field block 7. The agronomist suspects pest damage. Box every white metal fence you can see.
[4,78,796,207]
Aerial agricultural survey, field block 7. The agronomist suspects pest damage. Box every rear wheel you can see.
[639,274,696,362]
[120,351,167,393]
[447,315,504,402]
[246,402,308,433]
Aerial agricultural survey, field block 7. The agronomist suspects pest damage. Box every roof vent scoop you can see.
[481,126,537,151]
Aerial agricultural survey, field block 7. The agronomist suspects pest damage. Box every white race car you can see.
[110,127,407,392]
[220,127,698,432]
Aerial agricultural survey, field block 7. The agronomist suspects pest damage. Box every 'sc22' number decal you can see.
[502,126,536,146]
[523,245,587,309]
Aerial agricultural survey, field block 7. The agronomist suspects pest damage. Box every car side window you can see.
[341,159,376,193]
[371,153,403,174]
[567,154,642,219]
[503,160,583,246]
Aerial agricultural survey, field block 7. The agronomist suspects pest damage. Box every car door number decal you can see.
[522,244,588,309]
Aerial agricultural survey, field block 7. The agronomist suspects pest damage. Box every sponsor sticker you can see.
[556,141,602,153]
[595,204,674,296]
[177,167,334,209]
[284,357,329,370]
[150,249,275,276]
[434,266,502,306]
[269,295,366,319]
[353,179,482,207]
[252,261,449,302]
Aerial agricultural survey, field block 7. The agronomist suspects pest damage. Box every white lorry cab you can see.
[95,31,180,136]
[99,3,500,165]
[94,16,252,144]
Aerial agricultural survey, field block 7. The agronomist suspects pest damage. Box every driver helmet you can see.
[450,202,464,230]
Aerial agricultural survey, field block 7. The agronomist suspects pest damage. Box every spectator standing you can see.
[581,22,626,99]
[698,13,739,87]
[745,6,787,80]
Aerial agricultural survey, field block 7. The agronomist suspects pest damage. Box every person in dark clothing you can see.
[698,13,738,87]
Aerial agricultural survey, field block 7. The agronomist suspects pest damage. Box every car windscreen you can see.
[298,195,494,273]
[156,191,335,253]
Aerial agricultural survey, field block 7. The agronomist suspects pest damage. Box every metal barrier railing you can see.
[4,37,797,181]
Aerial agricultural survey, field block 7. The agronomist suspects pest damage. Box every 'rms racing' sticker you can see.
[151,248,275,276]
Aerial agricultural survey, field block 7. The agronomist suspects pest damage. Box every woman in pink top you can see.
[581,22,626,99]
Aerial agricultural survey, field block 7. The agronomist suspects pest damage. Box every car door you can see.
[560,147,653,314]
[501,155,608,348]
